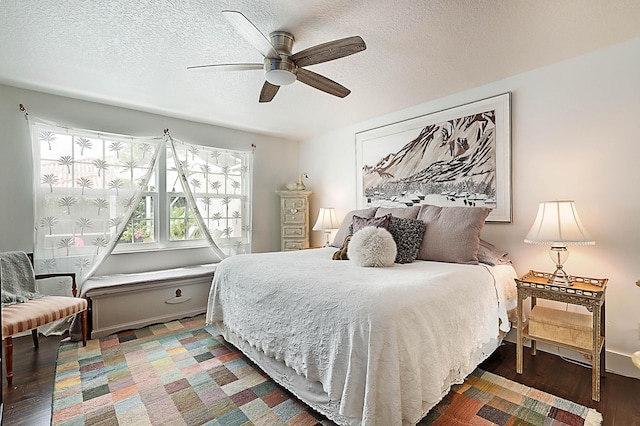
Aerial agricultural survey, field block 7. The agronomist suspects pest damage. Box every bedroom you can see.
[1,1,639,425]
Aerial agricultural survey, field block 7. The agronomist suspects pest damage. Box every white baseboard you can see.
[504,330,640,379]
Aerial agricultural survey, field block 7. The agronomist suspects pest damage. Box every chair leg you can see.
[4,337,13,385]
[32,329,39,349]
[81,310,88,346]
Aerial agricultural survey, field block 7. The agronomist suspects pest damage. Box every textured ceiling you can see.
[2,1,640,140]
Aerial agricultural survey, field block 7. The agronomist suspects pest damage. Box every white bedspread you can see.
[206,248,516,426]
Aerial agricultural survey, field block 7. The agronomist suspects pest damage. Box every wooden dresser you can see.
[276,190,312,251]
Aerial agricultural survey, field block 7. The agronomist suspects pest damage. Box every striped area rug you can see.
[52,316,602,425]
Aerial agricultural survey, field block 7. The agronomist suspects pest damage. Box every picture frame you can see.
[355,92,511,222]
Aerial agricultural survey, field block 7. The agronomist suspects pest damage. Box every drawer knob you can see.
[289,208,298,214]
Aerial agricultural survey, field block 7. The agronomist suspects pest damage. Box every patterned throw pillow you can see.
[388,217,426,264]
[349,213,392,234]
[332,234,352,260]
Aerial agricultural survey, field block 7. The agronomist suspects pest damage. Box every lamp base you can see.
[547,245,572,286]
[323,231,331,247]
[547,266,572,286]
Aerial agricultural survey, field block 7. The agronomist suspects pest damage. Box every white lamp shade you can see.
[313,208,341,231]
[524,200,595,245]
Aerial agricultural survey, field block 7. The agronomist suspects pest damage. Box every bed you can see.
[206,238,517,425]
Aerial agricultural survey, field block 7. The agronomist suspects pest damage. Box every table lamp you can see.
[313,208,340,247]
[524,200,594,285]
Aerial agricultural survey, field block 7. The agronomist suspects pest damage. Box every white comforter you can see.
[206,248,516,426]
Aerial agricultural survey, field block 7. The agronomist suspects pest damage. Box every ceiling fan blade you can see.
[259,81,280,103]
[290,36,366,68]
[296,68,350,98]
[222,10,280,59]
[187,63,263,71]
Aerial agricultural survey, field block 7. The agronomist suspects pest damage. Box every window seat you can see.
[82,263,217,339]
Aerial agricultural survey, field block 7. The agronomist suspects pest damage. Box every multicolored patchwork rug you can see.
[52,316,602,426]
[419,369,602,426]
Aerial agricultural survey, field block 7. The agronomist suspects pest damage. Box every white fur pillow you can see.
[347,226,397,267]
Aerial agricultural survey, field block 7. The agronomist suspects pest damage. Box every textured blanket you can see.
[207,248,517,426]
[0,251,42,306]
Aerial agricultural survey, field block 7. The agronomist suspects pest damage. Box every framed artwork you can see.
[356,92,511,222]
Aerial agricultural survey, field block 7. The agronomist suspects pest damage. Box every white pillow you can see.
[347,226,397,267]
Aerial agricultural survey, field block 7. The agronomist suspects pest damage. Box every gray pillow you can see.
[477,239,512,266]
[331,207,378,248]
[375,205,420,219]
[388,217,426,264]
[416,205,490,264]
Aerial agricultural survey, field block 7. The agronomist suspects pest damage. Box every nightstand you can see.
[515,270,607,402]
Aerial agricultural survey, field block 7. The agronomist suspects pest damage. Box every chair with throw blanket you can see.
[1,251,87,384]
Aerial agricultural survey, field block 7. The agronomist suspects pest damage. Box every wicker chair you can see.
[1,252,87,384]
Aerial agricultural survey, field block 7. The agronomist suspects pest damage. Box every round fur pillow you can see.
[347,226,397,267]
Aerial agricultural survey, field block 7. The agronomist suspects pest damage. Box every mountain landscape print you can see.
[356,93,511,221]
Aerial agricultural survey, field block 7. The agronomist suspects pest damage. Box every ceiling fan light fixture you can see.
[264,58,296,86]
[265,69,296,86]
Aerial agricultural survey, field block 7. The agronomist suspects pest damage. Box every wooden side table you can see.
[515,270,607,402]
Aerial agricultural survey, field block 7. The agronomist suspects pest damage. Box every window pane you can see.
[119,195,155,244]
[169,196,203,241]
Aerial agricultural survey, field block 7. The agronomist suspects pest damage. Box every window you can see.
[33,123,252,261]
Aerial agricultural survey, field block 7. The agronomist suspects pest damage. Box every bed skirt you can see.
[212,322,504,426]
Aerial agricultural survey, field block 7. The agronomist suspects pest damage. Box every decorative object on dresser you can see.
[524,200,595,285]
[285,172,308,191]
[515,270,607,402]
[312,207,341,247]
[276,190,312,250]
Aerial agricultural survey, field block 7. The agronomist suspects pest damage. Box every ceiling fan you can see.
[188,10,367,103]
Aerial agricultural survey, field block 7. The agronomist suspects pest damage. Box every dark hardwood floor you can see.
[2,335,639,425]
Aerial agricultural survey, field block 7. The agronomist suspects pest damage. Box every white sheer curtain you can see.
[31,119,164,286]
[167,134,253,259]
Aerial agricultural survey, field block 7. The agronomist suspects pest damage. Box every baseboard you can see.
[505,330,640,379]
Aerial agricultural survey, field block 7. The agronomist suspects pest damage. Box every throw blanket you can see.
[1,251,42,306]
[207,248,517,426]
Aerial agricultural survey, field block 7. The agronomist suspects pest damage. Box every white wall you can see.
[0,84,300,272]
[301,37,640,377]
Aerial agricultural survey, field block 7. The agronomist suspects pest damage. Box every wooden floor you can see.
[1,335,639,425]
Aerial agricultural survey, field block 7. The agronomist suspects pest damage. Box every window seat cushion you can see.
[80,263,217,297]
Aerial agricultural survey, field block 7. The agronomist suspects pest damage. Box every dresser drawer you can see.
[282,197,307,210]
[282,225,305,238]
[283,240,306,251]
[283,211,305,223]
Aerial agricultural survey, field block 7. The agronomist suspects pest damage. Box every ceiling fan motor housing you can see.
[269,31,295,55]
